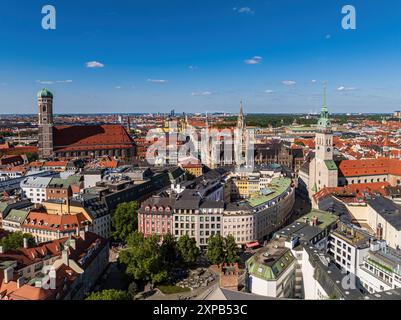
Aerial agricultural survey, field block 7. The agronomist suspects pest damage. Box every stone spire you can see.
[237,101,245,130]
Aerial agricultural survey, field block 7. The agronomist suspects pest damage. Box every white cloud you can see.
[265,89,275,94]
[56,80,73,83]
[36,80,54,85]
[86,61,105,68]
[325,34,332,39]
[244,56,263,65]
[36,80,73,85]
[282,80,296,86]
[233,7,254,14]
[311,80,317,83]
[115,86,122,89]
[189,65,198,70]
[192,91,214,96]
[147,79,168,83]
[337,86,357,91]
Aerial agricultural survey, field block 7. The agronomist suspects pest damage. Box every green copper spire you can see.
[317,85,331,129]
[37,88,53,99]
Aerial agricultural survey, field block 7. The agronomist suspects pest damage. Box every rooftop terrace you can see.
[247,177,292,208]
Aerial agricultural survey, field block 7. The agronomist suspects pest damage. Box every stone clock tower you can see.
[308,87,338,198]
[315,87,333,161]
[38,88,54,159]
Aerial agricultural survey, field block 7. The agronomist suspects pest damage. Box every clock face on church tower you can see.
[327,147,331,152]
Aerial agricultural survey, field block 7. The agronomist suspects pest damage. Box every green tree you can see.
[112,201,139,242]
[160,233,178,270]
[127,282,139,299]
[0,232,35,251]
[26,152,39,162]
[224,235,239,263]
[118,231,168,284]
[205,234,225,265]
[85,289,129,300]
[177,235,199,266]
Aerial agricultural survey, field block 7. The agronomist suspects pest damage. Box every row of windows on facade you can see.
[363,260,401,285]
[174,230,221,237]
[174,223,221,230]
[143,220,257,232]
[174,216,221,222]
[54,149,131,158]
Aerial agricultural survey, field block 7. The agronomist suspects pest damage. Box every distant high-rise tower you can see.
[38,88,54,159]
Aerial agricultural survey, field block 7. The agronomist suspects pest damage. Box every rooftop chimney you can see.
[376,223,383,241]
[23,238,29,249]
[4,267,13,284]
[69,239,76,250]
[79,230,86,240]
[310,216,318,227]
[62,249,69,266]
[17,277,25,288]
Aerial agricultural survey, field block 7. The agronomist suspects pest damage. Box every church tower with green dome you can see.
[308,85,338,197]
[37,88,54,159]
[315,86,333,161]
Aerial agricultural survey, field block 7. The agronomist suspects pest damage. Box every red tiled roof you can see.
[314,181,390,203]
[30,161,68,168]
[53,124,134,152]
[0,145,38,155]
[0,232,106,300]
[338,158,401,177]
[22,211,89,232]
[96,156,120,168]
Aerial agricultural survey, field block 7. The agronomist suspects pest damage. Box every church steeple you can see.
[315,85,333,162]
[38,88,54,159]
[237,101,245,130]
[318,85,331,131]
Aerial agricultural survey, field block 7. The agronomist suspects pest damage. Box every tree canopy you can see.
[224,235,240,263]
[85,289,130,300]
[0,232,35,251]
[206,234,239,265]
[177,235,199,266]
[118,231,168,284]
[205,234,225,265]
[160,233,178,270]
[111,201,139,242]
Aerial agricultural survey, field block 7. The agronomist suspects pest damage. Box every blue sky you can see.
[1,0,401,114]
